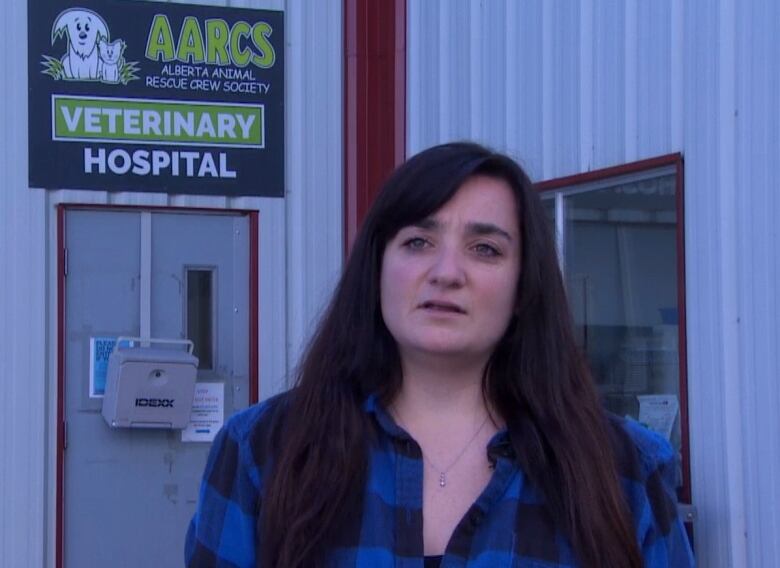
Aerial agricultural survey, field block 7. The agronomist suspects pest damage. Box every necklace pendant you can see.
[439,472,446,487]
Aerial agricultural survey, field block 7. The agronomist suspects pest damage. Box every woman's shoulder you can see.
[222,390,293,465]
[604,417,695,565]
[605,413,687,548]
[225,390,292,441]
[185,393,293,567]
[201,390,293,490]
[605,412,678,485]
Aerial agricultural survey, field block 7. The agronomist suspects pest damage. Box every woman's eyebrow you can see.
[465,222,513,242]
[409,219,513,241]
[411,218,438,230]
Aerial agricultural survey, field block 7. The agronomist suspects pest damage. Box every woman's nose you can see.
[428,246,465,288]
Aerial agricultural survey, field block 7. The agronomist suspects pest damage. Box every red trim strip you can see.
[675,157,691,504]
[59,204,253,215]
[537,154,692,503]
[343,0,406,253]
[535,153,682,191]
[249,211,259,404]
[392,0,407,171]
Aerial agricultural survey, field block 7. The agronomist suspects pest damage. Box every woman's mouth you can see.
[419,300,466,314]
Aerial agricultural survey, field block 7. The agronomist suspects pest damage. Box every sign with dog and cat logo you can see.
[28,0,284,197]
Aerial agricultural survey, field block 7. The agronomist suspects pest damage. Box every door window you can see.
[186,268,215,370]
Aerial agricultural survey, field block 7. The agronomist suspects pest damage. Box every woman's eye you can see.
[473,243,500,257]
[403,237,429,251]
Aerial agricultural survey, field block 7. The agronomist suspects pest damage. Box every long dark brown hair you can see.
[258,142,642,567]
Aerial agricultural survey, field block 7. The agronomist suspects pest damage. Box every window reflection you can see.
[560,174,682,452]
[186,269,214,370]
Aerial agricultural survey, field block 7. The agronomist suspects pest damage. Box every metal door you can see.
[62,208,251,567]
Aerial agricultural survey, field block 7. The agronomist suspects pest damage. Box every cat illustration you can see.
[98,38,125,84]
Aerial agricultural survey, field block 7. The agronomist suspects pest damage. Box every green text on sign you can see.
[52,95,263,148]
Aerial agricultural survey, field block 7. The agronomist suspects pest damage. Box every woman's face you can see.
[380,175,522,366]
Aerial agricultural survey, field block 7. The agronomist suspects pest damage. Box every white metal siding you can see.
[409,0,676,177]
[284,0,344,375]
[683,0,744,564]
[408,0,780,565]
[1,1,343,566]
[0,0,47,565]
[732,1,780,565]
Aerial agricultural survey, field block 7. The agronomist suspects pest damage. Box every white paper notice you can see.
[637,394,679,440]
[182,382,224,443]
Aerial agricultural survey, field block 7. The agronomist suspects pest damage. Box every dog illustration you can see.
[51,8,108,80]
[98,38,125,83]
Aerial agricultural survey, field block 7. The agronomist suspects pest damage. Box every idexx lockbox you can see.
[101,338,199,429]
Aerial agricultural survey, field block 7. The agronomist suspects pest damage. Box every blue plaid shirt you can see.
[186,393,695,567]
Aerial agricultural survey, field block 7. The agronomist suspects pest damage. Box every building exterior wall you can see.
[4,1,779,566]
[408,0,779,566]
[1,1,47,564]
[0,1,343,566]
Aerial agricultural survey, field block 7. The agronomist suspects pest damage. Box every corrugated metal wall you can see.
[1,0,47,565]
[1,1,343,566]
[738,0,780,559]
[408,0,779,566]
[687,0,780,565]
[408,0,681,178]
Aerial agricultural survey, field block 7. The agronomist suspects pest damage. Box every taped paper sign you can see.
[89,336,116,398]
[182,382,224,443]
[637,394,679,441]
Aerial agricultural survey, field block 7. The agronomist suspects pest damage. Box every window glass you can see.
[560,173,682,453]
[186,269,214,370]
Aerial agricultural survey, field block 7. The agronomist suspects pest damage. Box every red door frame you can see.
[343,0,407,253]
[55,204,259,568]
[537,154,691,504]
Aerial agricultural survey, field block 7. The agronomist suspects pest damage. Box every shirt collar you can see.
[362,393,411,440]
[362,392,516,461]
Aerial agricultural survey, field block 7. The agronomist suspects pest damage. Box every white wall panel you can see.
[0,0,46,565]
[409,0,780,566]
[409,0,674,178]
[284,0,343,374]
[683,0,741,564]
[2,1,342,566]
[636,0,672,157]
[733,1,780,565]
[549,1,580,176]
[511,0,544,178]
[591,0,626,169]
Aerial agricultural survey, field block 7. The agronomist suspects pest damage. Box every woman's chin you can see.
[401,340,492,365]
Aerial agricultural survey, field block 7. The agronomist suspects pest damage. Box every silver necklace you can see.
[393,409,490,488]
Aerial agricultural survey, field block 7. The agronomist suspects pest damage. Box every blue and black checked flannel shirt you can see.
[185,392,695,567]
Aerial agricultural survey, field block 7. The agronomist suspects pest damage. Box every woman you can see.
[185,142,694,567]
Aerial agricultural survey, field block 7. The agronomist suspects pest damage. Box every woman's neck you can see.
[391,354,492,430]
